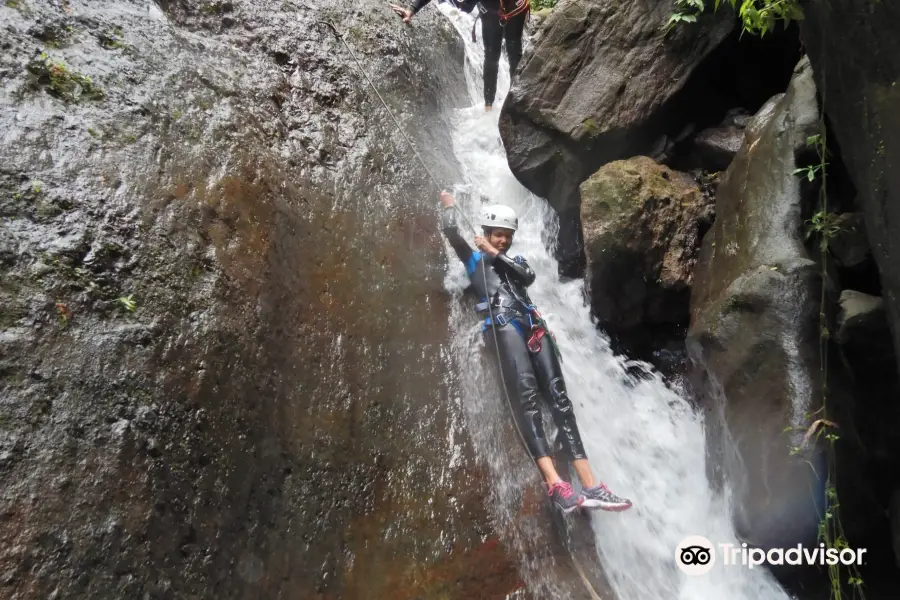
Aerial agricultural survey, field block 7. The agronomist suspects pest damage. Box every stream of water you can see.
[435,6,792,599]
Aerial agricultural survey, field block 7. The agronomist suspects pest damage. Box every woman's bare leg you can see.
[572,459,596,488]
[536,456,563,484]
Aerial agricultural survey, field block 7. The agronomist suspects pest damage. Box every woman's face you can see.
[488,228,514,253]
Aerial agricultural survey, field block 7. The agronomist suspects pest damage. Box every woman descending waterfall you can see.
[390,0,529,110]
[438,190,633,513]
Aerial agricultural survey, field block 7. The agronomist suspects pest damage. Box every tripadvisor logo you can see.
[719,542,868,569]
[675,536,715,575]
[675,536,868,575]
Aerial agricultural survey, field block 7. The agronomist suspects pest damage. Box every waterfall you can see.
[435,6,791,599]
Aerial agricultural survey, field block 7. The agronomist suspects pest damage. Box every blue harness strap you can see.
[481,312,527,337]
[466,250,482,277]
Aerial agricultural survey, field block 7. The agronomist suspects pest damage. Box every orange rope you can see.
[499,0,530,23]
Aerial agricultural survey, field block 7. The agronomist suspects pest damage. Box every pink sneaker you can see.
[581,483,632,511]
[547,481,584,513]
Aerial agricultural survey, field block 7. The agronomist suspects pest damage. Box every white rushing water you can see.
[434,6,792,600]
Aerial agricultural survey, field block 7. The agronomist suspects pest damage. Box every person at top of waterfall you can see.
[389,0,529,112]
[437,191,633,513]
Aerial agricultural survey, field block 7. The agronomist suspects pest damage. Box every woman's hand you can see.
[440,191,455,207]
[390,4,413,23]
[474,236,499,257]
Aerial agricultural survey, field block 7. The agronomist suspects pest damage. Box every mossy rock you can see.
[26,52,105,102]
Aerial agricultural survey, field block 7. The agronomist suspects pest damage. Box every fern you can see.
[667,0,804,36]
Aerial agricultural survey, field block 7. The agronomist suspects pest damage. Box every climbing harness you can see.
[317,18,602,600]
[471,0,530,41]
[499,0,530,25]
[476,297,562,361]
[524,306,559,359]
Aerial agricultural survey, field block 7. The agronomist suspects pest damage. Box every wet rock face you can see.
[0,1,522,598]
[837,290,887,351]
[579,156,713,351]
[689,124,745,172]
[800,0,900,381]
[800,7,900,571]
[892,491,900,569]
[833,288,900,555]
[686,57,828,554]
[498,0,734,214]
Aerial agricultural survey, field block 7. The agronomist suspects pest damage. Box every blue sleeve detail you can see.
[466,250,482,277]
[514,255,525,265]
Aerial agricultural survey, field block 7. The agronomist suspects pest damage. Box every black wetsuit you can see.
[410,0,529,107]
[441,206,588,461]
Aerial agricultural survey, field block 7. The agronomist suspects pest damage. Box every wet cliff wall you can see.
[0,1,523,598]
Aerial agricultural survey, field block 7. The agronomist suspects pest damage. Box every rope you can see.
[315,18,531,464]
[315,20,443,191]
[315,24,604,600]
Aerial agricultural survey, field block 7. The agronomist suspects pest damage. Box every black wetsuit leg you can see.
[485,321,553,460]
[481,13,504,106]
[502,9,527,79]
[531,332,588,460]
[480,8,529,106]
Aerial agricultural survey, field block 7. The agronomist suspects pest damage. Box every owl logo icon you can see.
[675,536,716,575]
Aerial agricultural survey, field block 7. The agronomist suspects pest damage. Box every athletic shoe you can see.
[581,483,632,511]
[547,481,583,513]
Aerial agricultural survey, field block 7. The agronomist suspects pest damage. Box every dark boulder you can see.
[690,125,744,172]
[579,156,713,349]
[892,490,900,569]
[801,0,900,381]
[498,0,734,214]
[833,289,900,559]
[829,213,871,271]
[686,57,828,553]
[801,5,900,573]
[836,290,890,357]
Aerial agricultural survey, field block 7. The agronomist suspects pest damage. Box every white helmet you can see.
[480,204,518,232]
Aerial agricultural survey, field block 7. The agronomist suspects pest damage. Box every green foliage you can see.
[807,133,826,154]
[793,164,823,182]
[667,0,804,37]
[118,295,137,312]
[531,0,557,10]
[805,210,842,250]
[581,117,601,138]
[99,29,125,50]
[55,300,71,328]
[669,0,705,24]
[26,52,105,102]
